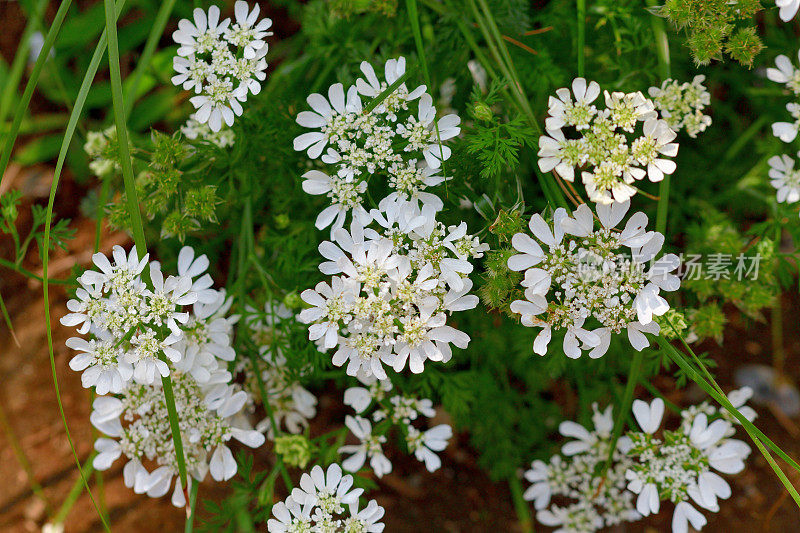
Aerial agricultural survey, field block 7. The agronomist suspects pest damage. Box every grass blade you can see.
[102,0,188,492]
[0,0,74,190]
[41,3,129,531]
[123,0,178,121]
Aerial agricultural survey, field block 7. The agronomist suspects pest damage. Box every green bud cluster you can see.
[657,0,764,67]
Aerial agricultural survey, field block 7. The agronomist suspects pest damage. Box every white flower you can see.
[632,398,665,434]
[767,52,800,95]
[172,3,271,131]
[343,376,393,413]
[294,83,363,159]
[509,202,676,358]
[525,403,638,531]
[66,335,132,394]
[776,0,800,22]
[173,6,229,56]
[546,77,601,131]
[406,424,451,472]
[225,1,273,59]
[300,200,483,377]
[301,169,371,232]
[648,76,712,137]
[397,93,461,169]
[538,79,677,204]
[355,56,426,110]
[181,113,236,148]
[91,368,263,505]
[773,102,800,143]
[768,152,800,204]
[339,415,392,477]
[291,463,363,507]
[626,398,752,532]
[271,463,385,533]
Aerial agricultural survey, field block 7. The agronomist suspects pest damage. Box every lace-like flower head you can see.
[268,463,386,532]
[294,57,460,234]
[625,398,752,532]
[91,365,264,507]
[648,75,712,138]
[171,2,272,131]
[538,77,679,204]
[339,375,449,478]
[508,201,680,359]
[524,404,639,532]
[62,245,232,392]
[298,199,485,378]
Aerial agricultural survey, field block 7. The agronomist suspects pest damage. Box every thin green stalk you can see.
[41,4,128,532]
[638,378,681,414]
[95,179,110,253]
[103,0,146,252]
[0,290,19,347]
[508,475,533,533]
[647,0,672,235]
[0,400,51,513]
[465,0,566,207]
[124,0,178,120]
[363,71,411,114]
[184,481,199,533]
[0,0,49,124]
[602,350,643,474]
[655,335,800,505]
[52,453,96,524]
[104,0,187,494]
[0,0,73,189]
[577,0,586,77]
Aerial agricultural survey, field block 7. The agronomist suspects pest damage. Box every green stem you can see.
[0,0,73,189]
[103,0,146,253]
[0,257,71,285]
[40,3,128,531]
[508,475,533,533]
[161,372,188,488]
[0,0,49,124]
[577,0,586,77]
[104,0,188,491]
[52,453,97,524]
[655,334,800,506]
[184,480,199,533]
[0,400,51,513]
[363,71,411,114]
[647,0,672,235]
[603,350,643,474]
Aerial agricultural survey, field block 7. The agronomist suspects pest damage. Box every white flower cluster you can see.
[299,197,486,378]
[340,375,452,477]
[62,246,234,390]
[294,57,461,233]
[181,112,236,148]
[91,365,264,507]
[508,200,680,359]
[538,77,679,204]
[238,301,318,439]
[767,51,800,143]
[62,245,263,504]
[648,75,712,138]
[172,2,272,131]
[626,394,753,533]
[268,463,385,532]
[765,52,800,219]
[523,404,640,532]
[84,126,119,178]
